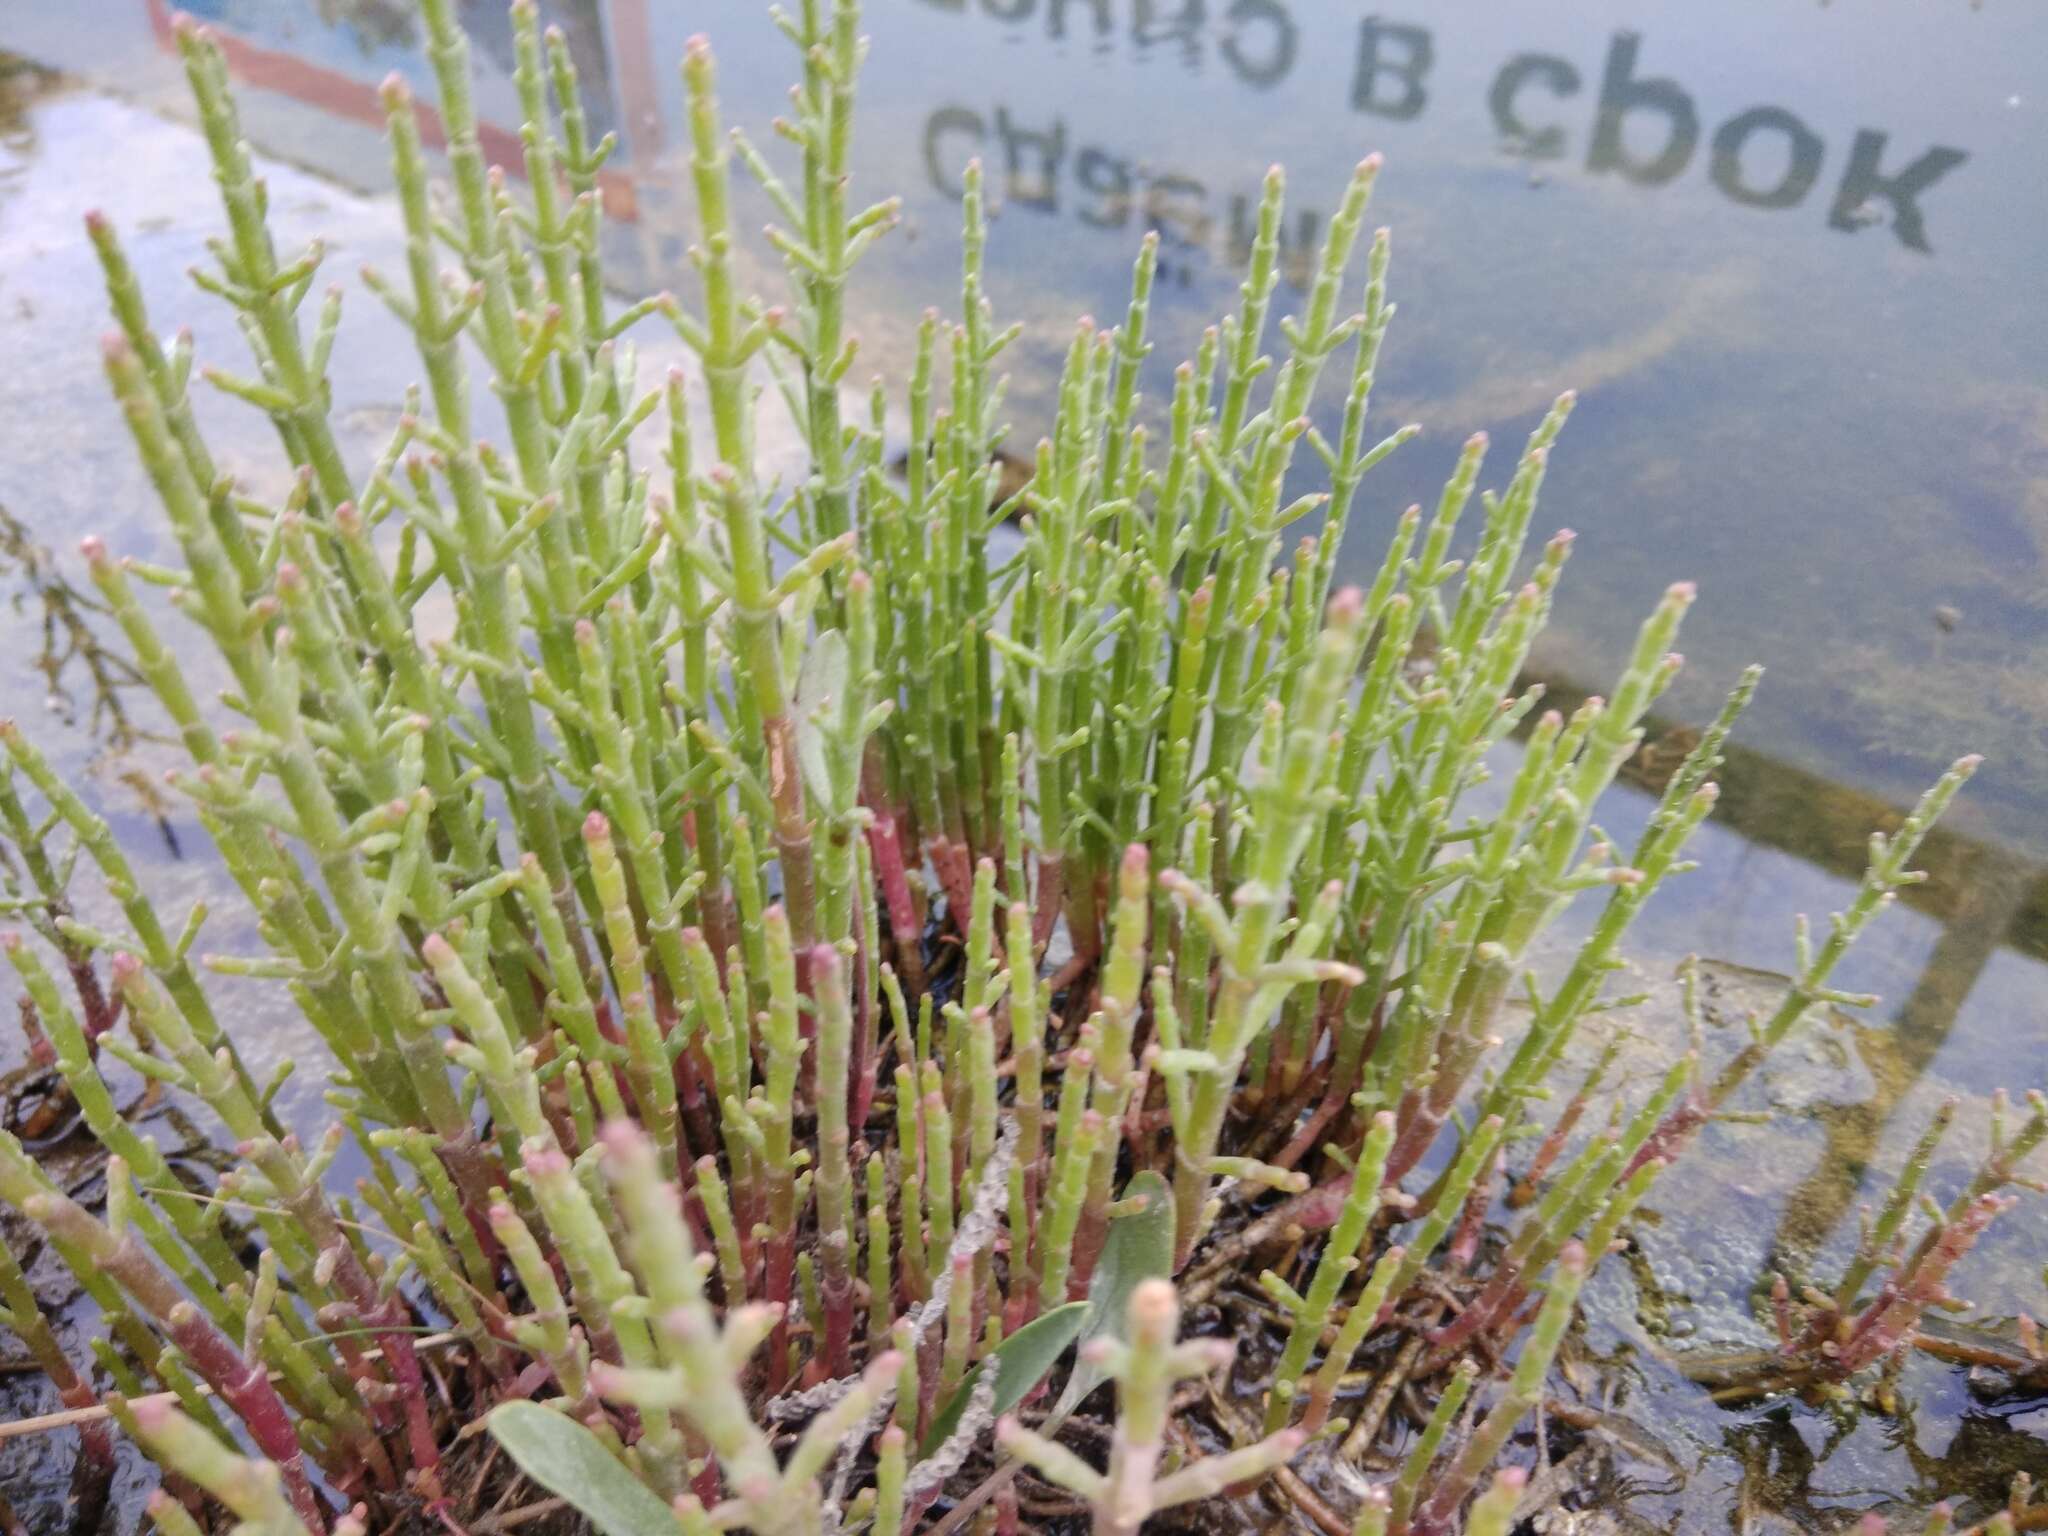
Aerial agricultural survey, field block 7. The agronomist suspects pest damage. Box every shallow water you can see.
[0,2,2045,1529]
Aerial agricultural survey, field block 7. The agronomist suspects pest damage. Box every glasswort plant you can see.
[0,3,2030,1534]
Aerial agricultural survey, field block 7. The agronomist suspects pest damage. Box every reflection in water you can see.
[0,503,180,851]
[1764,851,2032,1272]
[923,101,1328,290]
[894,5,1975,258]
[0,64,182,839]
[917,12,1972,249]
[1718,1397,2048,1533]
[1545,667,2048,1342]
[169,0,618,137]
[1487,29,1968,250]
[0,2,2044,1528]
[0,506,146,763]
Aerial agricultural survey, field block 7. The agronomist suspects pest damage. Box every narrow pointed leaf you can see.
[919,1300,1087,1459]
[794,626,849,807]
[1051,1169,1174,1420]
[487,1402,680,1536]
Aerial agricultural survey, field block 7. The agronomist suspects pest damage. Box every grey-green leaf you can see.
[1051,1169,1173,1421]
[487,1401,680,1536]
[794,627,848,808]
[918,1299,1088,1459]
